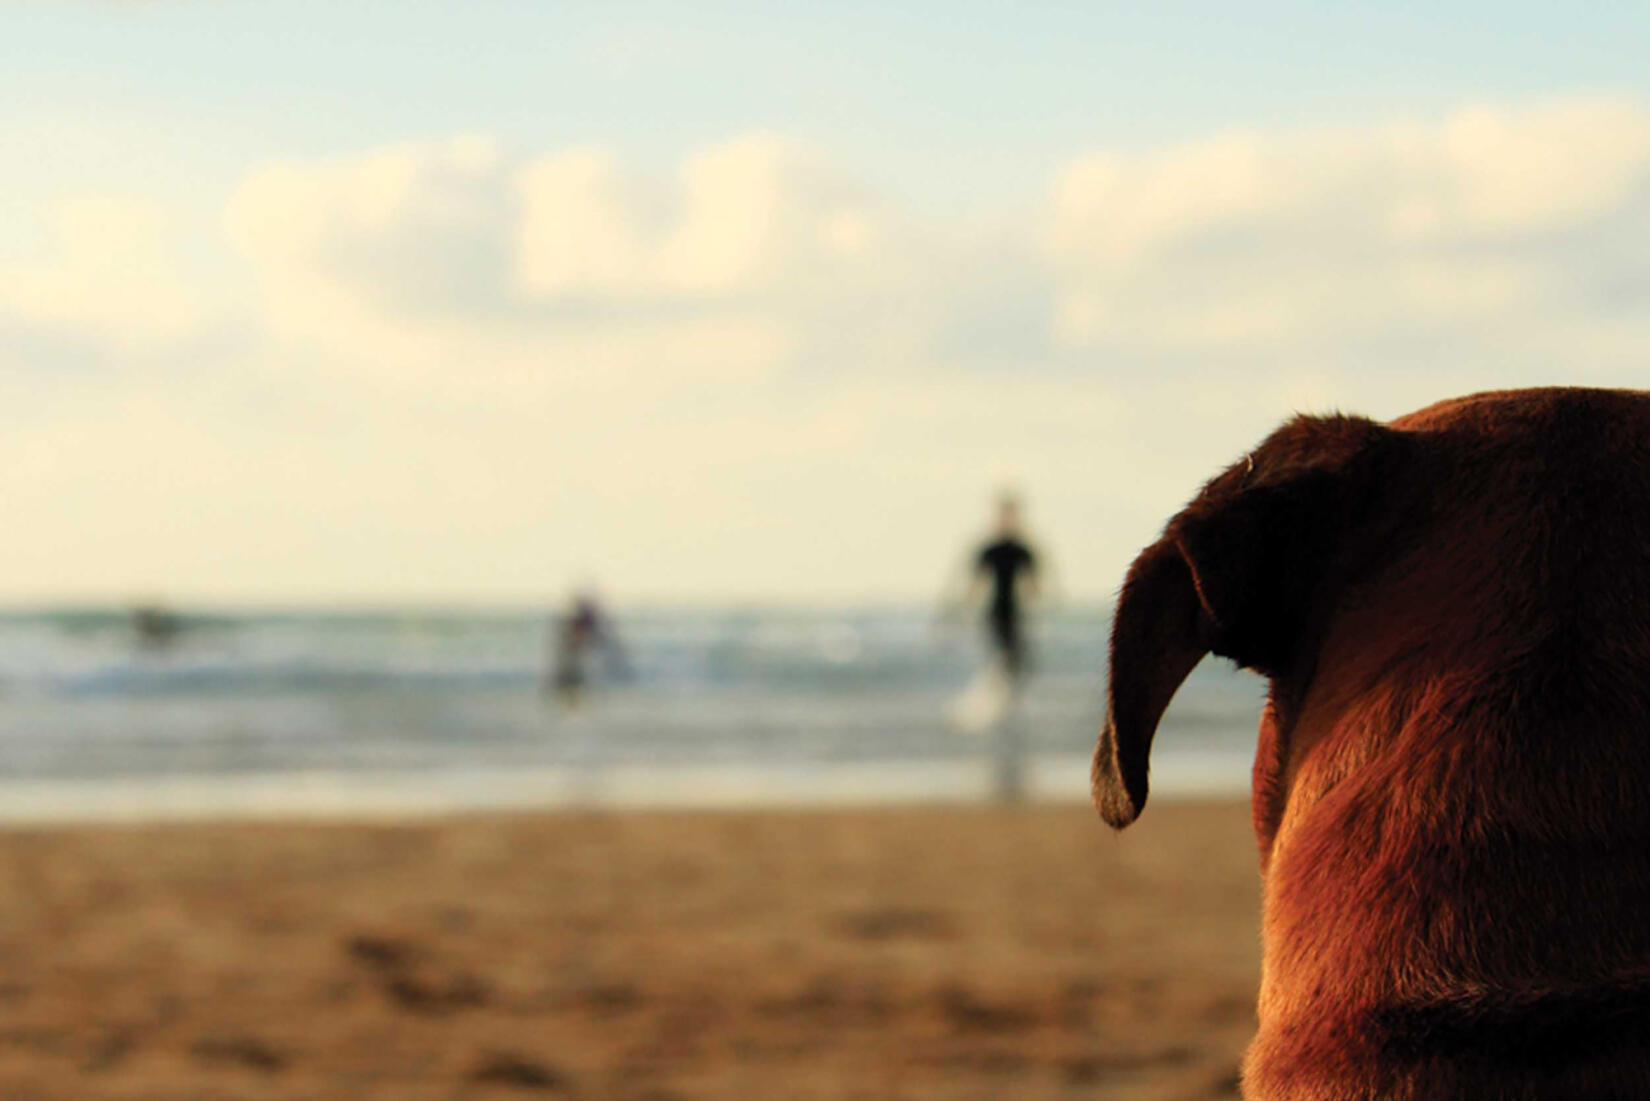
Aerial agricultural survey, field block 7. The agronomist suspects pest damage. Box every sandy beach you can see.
[0,799,1260,1100]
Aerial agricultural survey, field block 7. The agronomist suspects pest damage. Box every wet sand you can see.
[0,800,1260,1100]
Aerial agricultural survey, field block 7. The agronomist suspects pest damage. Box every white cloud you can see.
[513,149,648,296]
[0,195,203,348]
[516,135,890,298]
[1046,97,1650,363]
[223,135,517,344]
[223,133,945,401]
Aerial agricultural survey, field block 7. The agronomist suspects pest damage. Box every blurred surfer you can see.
[942,491,1048,748]
[973,492,1040,681]
[131,603,184,651]
[546,590,625,709]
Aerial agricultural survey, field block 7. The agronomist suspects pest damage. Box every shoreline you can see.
[0,751,1251,825]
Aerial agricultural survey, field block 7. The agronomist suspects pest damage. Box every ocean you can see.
[0,606,1265,820]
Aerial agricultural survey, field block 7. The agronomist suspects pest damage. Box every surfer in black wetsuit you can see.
[942,491,1047,801]
[973,493,1040,680]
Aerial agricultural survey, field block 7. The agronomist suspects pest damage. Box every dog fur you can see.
[1094,387,1650,1099]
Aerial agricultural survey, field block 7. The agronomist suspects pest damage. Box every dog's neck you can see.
[1246,552,1650,1097]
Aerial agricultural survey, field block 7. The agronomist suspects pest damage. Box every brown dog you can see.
[1095,387,1650,1099]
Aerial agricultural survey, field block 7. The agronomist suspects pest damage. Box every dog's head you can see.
[1093,412,1408,830]
[1096,386,1650,849]
[1108,387,1650,1091]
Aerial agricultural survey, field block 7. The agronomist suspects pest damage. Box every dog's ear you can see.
[1093,538,1209,828]
[1094,414,1394,828]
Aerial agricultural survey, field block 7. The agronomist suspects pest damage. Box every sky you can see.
[3,3,1650,605]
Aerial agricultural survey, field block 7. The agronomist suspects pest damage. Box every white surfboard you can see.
[947,662,1013,735]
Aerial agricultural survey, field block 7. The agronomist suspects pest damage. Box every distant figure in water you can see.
[131,604,184,651]
[943,490,1049,795]
[547,591,624,709]
[970,491,1042,681]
